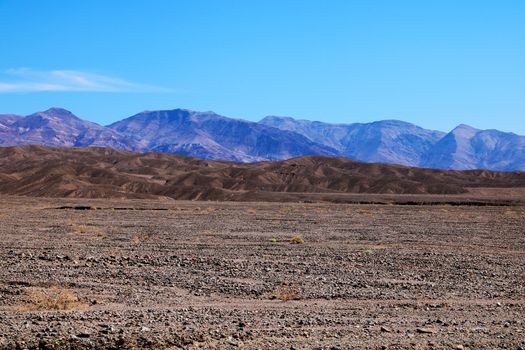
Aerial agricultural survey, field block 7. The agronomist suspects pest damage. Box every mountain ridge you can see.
[259,115,525,171]
[1,145,525,202]
[1,107,524,171]
[108,109,339,162]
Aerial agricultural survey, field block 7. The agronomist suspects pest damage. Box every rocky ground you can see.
[0,196,524,349]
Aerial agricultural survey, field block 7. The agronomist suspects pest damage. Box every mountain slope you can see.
[108,109,338,162]
[261,116,525,171]
[0,108,136,150]
[0,114,22,128]
[0,114,23,144]
[1,145,525,201]
[260,116,446,166]
[422,125,525,171]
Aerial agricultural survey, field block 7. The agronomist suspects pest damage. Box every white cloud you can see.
[0,68,172,93]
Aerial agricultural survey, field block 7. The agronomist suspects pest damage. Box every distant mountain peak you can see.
[261,115,299,122]
[453,123,478,131]
[44,107,73,114]
[1,107,524,171]
[451,124,479,138]
[35,107,81,121]
[369,119,418,127]
[139,108,193,114]
[262,115,429,130]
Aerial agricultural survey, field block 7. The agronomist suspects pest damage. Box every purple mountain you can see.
[1,107,524,171]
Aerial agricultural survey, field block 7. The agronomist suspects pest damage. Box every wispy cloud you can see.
[0,68,172,93]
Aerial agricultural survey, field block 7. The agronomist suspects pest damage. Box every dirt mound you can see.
[1,145,525,201]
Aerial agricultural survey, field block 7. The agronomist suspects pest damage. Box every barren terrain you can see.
[2,146,525,202]
[0,196,524,349]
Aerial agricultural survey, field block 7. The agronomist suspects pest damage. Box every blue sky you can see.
[0,0,524,133]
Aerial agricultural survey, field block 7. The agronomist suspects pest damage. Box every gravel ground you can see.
[0,196,524,349]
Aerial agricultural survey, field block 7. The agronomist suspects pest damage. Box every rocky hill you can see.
[1,145,524,201]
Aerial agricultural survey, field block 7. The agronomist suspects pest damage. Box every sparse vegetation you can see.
[1,198,523,346]
[67,222,107,240]
[363,248,374,256]
[21,287,87,311]
[356,208,374,215]
[132,234,150,244]
[278,206,296,215]
[290,235,305,244]
[272,286,300,301]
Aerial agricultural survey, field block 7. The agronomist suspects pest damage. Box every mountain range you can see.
[1,107,524,171]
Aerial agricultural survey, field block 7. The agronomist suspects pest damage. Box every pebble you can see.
[77,330,91,338]
[416,327,435,334]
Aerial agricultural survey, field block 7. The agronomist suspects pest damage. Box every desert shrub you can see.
[272,286,300,301]
[132,234,150,244]
[290,235,305,244]
[22,287,87,311]
[363,248,374,256]
[278,206,296,214]
[269,237,277,243]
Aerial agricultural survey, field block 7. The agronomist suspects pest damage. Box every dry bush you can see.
[504,209,519,217]
[67,222,107,240]
[272,286,300,301]
[132,233,150,244]
[247,208,257,214]
[355,208,374,215]
[290,235,305,244]
[363,248,374,256]
[315,207,331,213]
[278,206,296,215]
[21,287,88,311]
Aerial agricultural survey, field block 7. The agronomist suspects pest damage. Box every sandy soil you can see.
[0,196,524,349]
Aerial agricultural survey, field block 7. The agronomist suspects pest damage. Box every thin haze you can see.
[0,1,523,133]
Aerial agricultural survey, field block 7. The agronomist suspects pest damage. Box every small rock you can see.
[380,326,392,333]
[227,336,239,346]
[416,327,435,334]
[77,331,91,338]
[455,345,464,350]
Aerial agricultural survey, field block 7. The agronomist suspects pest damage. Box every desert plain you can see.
[0,195,524,350]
